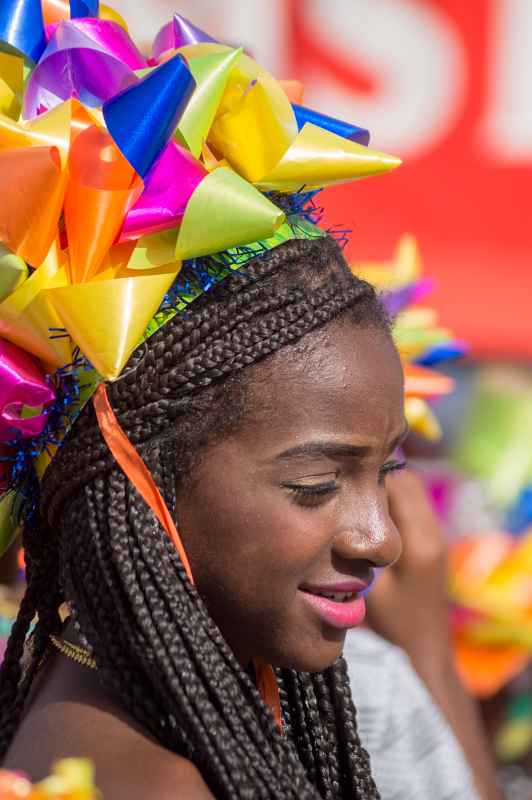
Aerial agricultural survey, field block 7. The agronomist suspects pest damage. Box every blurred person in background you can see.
[347,468,505,800]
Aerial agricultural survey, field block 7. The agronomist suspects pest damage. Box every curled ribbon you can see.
[0,338,55,442]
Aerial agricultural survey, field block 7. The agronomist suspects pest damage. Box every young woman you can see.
[0,235,407,798]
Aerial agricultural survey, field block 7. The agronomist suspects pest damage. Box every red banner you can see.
[286,0,532,358]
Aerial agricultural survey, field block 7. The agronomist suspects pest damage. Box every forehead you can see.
[240,321,405,450]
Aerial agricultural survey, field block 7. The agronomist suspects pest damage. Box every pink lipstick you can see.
[298,579,371,630]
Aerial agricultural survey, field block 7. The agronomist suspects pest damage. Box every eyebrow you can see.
[275,424,409,463]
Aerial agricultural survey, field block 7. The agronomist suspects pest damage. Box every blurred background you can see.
[1,1,531,796]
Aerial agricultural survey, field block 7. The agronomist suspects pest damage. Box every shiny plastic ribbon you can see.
[0,245,28,303]
[24,18,146,118]
[292,103,370,146]
[42,0,100,27]
[119,141,207,241]
[93,383,193,577]
[451,531,532,696]
[103,52,195,178]
[0,338,55,442]
[65,124,143,283]
[46,266,179,378]
[0,0,47,63]
[0,247,72,369]
[0,145,67,268]
[0,51,24,119]
[403,363,454,399]
[152,13,218,61]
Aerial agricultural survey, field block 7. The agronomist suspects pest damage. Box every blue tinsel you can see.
[2,348,90,529]
[265,189,324,226]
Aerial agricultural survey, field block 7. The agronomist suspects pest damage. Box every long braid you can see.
[0,518,63,755]
[0,237,386,798]
[311,671,344,795]
[299,672,336,800]
[278,668,319,785]
[327,658,380,799]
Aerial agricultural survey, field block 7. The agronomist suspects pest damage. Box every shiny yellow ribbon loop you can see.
[0,50,23,119]
[47,268,180,379]
[256,123,401,192]
[175,166,285,260]
[0,249,71,368]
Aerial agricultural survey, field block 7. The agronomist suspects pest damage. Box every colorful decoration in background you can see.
[0,758,98,799]
[0,1,401,556]
[449,530,532,699]
[351,234,467,441]
[453,368,532,512]
[496,693,532,764]
[447,367,532,708]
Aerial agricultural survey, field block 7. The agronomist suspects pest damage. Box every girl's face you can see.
[177,323,406,672]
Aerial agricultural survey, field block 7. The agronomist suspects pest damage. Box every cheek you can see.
[179,482,327,601]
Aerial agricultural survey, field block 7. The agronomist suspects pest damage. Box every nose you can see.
[332,494,402,569]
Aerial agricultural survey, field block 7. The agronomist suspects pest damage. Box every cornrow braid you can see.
[0,236,386,798]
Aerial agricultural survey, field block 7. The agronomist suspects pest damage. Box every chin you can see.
[271,629,346,673]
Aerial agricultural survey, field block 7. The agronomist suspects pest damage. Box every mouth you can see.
[297,584,368,630]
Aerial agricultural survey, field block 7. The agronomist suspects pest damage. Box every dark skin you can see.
[177,322,405,672]
[5,322,405,797]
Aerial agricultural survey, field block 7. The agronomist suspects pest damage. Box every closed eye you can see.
[282,480,339,509]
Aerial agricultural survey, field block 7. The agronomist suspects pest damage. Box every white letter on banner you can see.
[184,0,289,77]
[481,0,532,161]
[301,0,466,157]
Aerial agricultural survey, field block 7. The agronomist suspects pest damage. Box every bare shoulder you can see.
[7,697,214,799]
[138,754,215,800]
[4,658,214,799]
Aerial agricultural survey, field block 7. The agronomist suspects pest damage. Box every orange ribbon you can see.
[92,383,193,579]
[93,383,282,728]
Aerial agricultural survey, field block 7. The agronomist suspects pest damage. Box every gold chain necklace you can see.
[49,635,286,735]
[49,634,96,670]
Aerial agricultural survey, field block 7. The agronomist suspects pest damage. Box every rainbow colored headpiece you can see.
[0,1,401,554]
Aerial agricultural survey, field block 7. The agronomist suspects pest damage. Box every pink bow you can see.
[0,339,55,442]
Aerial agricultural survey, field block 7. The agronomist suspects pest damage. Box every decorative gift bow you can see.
[0,0,400,552]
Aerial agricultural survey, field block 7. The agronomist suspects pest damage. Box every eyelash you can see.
[378,459,406,485]
[285,480,339,508]
[283,460,406,508]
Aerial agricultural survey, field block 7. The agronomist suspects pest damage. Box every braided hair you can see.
[0,236,390,799]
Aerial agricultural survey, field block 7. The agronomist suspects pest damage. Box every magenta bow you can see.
[0,339,56,442]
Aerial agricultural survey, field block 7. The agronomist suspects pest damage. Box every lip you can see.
[299,578,372,594]
[298,589,367,630]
